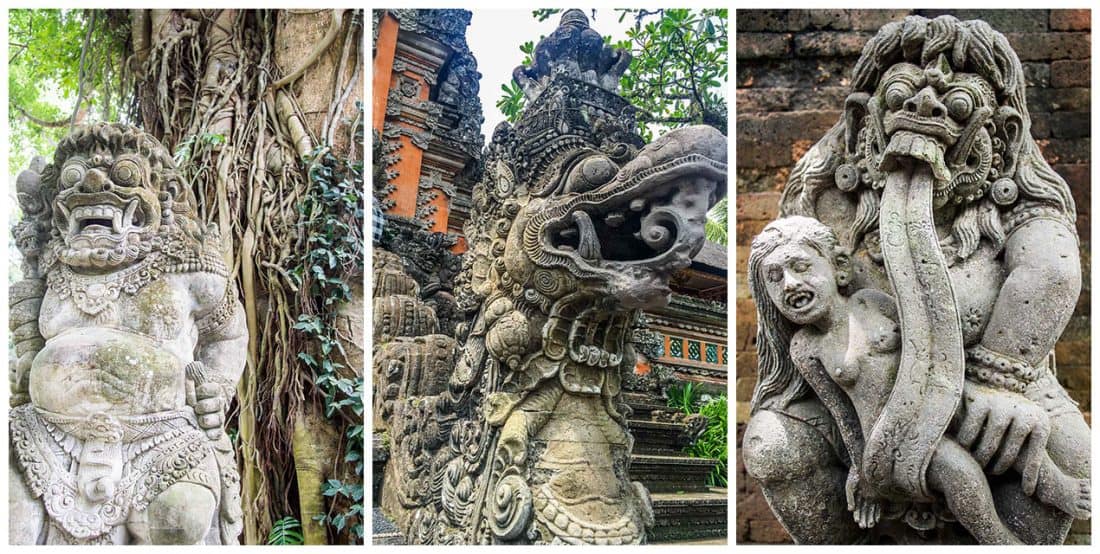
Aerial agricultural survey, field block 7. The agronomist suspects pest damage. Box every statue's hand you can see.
[846,466,882,529]
[193,382,227,441]
[957,380,1051,494]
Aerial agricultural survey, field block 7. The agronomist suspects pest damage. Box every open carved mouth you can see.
[67,201,146,236]
[548,182,694,264]
[56,191,157,242]
[784,290,816,311]
[542,161,722,274]
[881,130,953,185]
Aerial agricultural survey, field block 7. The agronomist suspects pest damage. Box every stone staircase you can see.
[624,393,728,543]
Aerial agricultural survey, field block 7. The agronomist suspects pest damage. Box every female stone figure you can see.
[745,217,1088,544]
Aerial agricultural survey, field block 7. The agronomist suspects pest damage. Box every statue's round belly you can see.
[29,328,186,416]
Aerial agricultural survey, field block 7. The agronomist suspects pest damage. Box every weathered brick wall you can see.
[735,9,1091,544]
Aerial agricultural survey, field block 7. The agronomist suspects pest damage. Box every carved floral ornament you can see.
[743,15,1088,545]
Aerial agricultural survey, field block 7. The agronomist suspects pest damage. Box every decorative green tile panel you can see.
[669,337,683,358]
[705,343,718,364]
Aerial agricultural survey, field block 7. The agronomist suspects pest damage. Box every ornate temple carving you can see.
[8,123,247,544]
[373,10,727,544]
[742,16,1090,544]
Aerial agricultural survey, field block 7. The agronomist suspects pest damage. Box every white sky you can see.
[467,9,638,141]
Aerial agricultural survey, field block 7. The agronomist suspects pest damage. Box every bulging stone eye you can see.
[565,155,617,193]
[885,82,914,111]
[945,90,974,121]
[111,158,142,186]
[60,160,87,189]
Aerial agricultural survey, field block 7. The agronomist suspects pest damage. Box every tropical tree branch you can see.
[13,104,69,128]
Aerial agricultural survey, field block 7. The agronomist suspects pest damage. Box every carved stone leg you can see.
[990,478,1072,545]
[989,380,1090,544]
[742,404,864,544]
[1044,407,1091,480]
[146,482,216,544]
[927,440,1020,544]
[9,458,45,545]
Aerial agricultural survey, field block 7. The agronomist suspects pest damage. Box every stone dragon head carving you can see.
[382,10,726,544]
[20,122,209,273]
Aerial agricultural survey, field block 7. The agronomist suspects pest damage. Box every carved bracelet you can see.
[964,344,1041,394]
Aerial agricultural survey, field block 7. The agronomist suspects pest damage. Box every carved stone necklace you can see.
[47,253,167,317]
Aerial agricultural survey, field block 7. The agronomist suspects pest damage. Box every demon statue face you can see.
[44,125,202,270]
[378,10,727,545]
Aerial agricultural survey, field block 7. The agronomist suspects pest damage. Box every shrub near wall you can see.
[734,9,1091,544]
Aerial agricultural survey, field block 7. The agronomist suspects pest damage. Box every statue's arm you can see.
[980,217,1079,368]
[957,217,1078,488]
[190,273,247,437]
[195,301,248,387]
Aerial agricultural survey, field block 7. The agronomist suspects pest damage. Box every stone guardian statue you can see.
[742,15,1090,544]
[9,123,247,545]
[376,10,727,544]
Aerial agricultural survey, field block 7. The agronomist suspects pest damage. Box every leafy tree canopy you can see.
[8,9,132,173]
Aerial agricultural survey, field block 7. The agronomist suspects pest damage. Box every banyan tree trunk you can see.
[130,8,363,543]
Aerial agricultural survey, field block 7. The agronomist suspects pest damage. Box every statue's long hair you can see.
[782,16,1074,243]
[747,216,838,413]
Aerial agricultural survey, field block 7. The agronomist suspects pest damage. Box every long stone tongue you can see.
[864,165,964,502]
[573,211,602,261]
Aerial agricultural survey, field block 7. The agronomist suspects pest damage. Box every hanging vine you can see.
[290,113,366,540]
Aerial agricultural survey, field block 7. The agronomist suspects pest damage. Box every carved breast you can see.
[40,275,189,342]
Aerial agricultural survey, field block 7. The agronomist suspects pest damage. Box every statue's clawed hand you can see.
[957,381,1051,494]
[846,466,882,529]
[194,382,227,441]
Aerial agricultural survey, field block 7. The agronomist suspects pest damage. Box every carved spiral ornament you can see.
[637,208,679,252]
[489,474,533,541]
[533,269,570,298]
[990,177,1018,205]
[835,163,860,192]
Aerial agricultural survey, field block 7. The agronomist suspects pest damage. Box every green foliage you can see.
[666,381,703,414]
[291,107,365,542]
[173,133,227,165]
[267,516,305,545]
[615,9,728,141]
[705,197,728,245]
[668,385,728,487]
[8,9,133,173]
[495,80,526,125]
[686,395,728,487]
